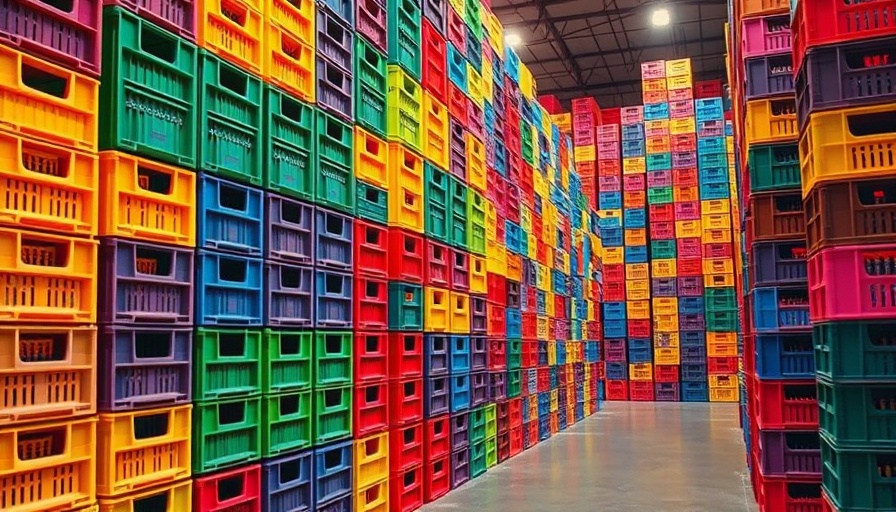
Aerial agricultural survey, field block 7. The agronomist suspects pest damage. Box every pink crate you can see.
[641,60,666,80]
[620,106,643,124]
[742,14,792,58]
[674,201,701,221]
[604,339,626,362]
[808,244,896,322]
[670,100,695,118]
[623,174,645,191]
[647,170,672,188]
[598,175,621,192]
[597,140,620,160]
[669,88,693,102]
[677,237,702,259]
[597,124,620,142]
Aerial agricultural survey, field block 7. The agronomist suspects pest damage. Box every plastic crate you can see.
[819,379,896,450]
[312,385,353,444]
[814,320,896,382]
[355,38,388,138]
[681,381,708,402]
[197,174,264,257]
[354,276,388,331]
[752,241,807,287]
[745,54,795,99]
[263,451,313,512]
[751,191,805,241]
[353,382,388,439]
[194,328,261,400]
[742,14,791,58]
[389,378,424,426]
[805,176,896,254]
[98,479,191,512]
[745,97,797,146]
[192,396,262,473]
[753,379,818,430]
[194,465,256,512]
[317,56,354,122]
[313,440,353,506]
[264,87,316,199]
[387,332,423,381]
[262,329,312,394]
[264,195,314,267]
[808,244,896,322]
[315,111,355,213]
[821,437,896,511]
[196,251,263,326]
[356,181,388,225]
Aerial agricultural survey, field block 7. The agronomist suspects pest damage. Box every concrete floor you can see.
[420,402,758,512]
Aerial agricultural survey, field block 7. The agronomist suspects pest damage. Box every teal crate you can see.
[467,189,487,255]
[815,321,896,383]
[356,180,389,224]
[818,380,896,449]
[425,163,451,242]
[316,110,355,213]
[484,404,496,439]
[706,310,739,332]
[193,395,262,473]
[263,389,313,456]
[389,282,424,330]
[99,7,198,167]
[647,186,673,205]
[749,143,801,192]
[705,287,738,313]
[449,176,468,249]
[387,0,422,80]
[313,385,353,444]
[199,52,264,186]
[262,329,313,394]
[194,328,263,401]
[646,152,672,171]
[470,406,486,443]
[470,440,487,477]
[507,369,521,398]
[354,38,388,138]
[821,435,896,511]
[485,435,497,468]
[313,331,353,388]
[650,240,677,259]
[264,86,316,202]
[507,340,522,370]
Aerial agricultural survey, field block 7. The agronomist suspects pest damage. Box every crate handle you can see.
[217,473,246,503]
[20,59,69,99]
[219,0,249,27]
[134,411,170,439]
[847,109,896,137]
[139,23,178,64]
[133,491,170,512]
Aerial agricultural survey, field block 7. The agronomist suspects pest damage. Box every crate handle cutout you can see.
[403,427,416,445]
[134,412,170,439]
[219,183,249,213]
[139,24,178,64]
[403,334,417,352]
[845,47,893,70]
[18,332,68,363]
[279,459,300,484]
[785,385,816,401]
[21,237,66,266]
[324,333,344,354]
[218,257,248,282]
[364,436,381,456]
[323,388,342,408]
[21,139,69,178]
[403,381,416,398]
[364,385,381,405]
[21,61,69,99]
[403,468,418,486]
[770,99,795,116]
[217,473,246,502]
[325,64,346,87]
[325,273,344,293]
[137,165,173,195]
[218,332,247,357]
[848,110,896,137]
[785,483,820,500]
[220,0,249,28]
[279,393,299,415]
[365,280,382,299]
[324,447,344,469]
[135,246,173,277]
[218,401,247,425]
[18,427,65,460]
[433,378,446,393]
[279,333,303,355]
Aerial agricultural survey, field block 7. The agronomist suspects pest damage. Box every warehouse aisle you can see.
[420,402,756,512]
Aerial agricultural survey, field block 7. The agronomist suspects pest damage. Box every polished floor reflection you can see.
[420,402,758,512]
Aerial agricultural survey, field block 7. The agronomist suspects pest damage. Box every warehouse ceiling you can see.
[491,0,730,108]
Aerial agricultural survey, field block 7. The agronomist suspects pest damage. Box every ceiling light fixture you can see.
[505,33,522,47]
[651,8,671,27]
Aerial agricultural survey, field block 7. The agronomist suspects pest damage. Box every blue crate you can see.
[597,215,621,229]
[602,302,626,322]
[622,139,646,158]
[538,415,550,440]
[604,318,626,338]
[680,331,706,348]
[575,403,584,421]
[682,345,707,365]
[266,262,314,327]
[647,152,672,171]
[552,270,568,295]
[627,338,652,363]
[624,244,648,264]
[521,392,531,422]
[450,335,471,374]
[526,368,537,395]
[465,27,482,71]
[698,166,729,185]
[599,191,622,210]
[314,270,353,328]
[557,342,566,365]
[314,440,353,507]
[197,251,264,326]
[538,392,550,416]
[725,120,734,136]
[426,376,450,417]
[695,98,724,123]
[699,182,731,200]
[264,450,313,512]
[536,290,547,315]
[681,381,709,402]
[680,363,708,382]
[558,408,567,430]
[678,296,705,315]
[447,43,468,92]
[585,341,600,362]
[570,277,584,299]
[537,341,548,366]
[698,137,726,155]
[698,152,728,170]
[755,333,815,379]
[602,226,623,247]
[425,334,450,376]
[752,286,811,333]
[494,139,507,176]
[506,309,522,338]
[505,221,523,254]
[606,362,627,380]
[315,207,353,271]
[644,102,670,121]
[622,123,644,141]
[549,367,558,389]
[624,208,646,229]
[198,174,264,257]
[450,373,471,412]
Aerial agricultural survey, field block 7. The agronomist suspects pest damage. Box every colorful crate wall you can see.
[0,0,605,509]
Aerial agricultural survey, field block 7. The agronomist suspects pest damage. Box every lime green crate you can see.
[355,38,388,138]
[467,189,486,255]
[316,110,355,214]
[705,287,738,313]
[199,52,264,186]
[386,65,423,153]
[821,434,896,511]
[313,331,353,388]
[464,2,483,41]
[314,385,353,445]
[387,0,422,81]
[818,380,896,450]
[470,440,487,478]
[356,180,389,225]
[815,321,896,383]
[262,329,312,394]
[193,395,262,474]
[194,328,262,401]
[99,7,198,167]
[264,86,315,202]
[389,282,424,330]
[425,163,451,243]
[507,369,522,398]
[484,403,496,439]
[449,176,468,249]
[521,124,535,166]
[749,143,801,193]
[263,390,312,457]
[651,240,677,259]
[470,406,486,444]
[507,339,522,370]
[485,435,497,468]
[647,186,673,205]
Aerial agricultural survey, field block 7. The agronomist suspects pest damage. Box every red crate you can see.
[421,19,447,104]
[355,276,389,330]
[496,400,510,433]
[654,365,680,383]
[389,228,425,283]
[356,331,389,383]
[425,240,451,288]
[756,472,824,512]
[554,296,567,319]
[623,174,645,191]
[604,280,625,302]
[708,357,738,375]
[447,84,468,127]
[673,167,698,187]
[539,95,563,114]
[487,274,506,305]
[650,221,674,240]
[391,464,424,512]
[601,107,621,126]
[522,339,537,368]
[649,204,674,223]
[507,184,521,223]
[671,133,697,153]
[752,377,818,430]
[424,455,451,503]
[594,362,605,380]
[520,168,533,206]
[446,4,465,50]
[194,464,261,512]
[487,169,508,216]
[425,415,451,461]
[509,397,522,427]
[488,338,507,370]
[390,421,424,472]
[497,430,510,462]
[389,332,423,380]
[677,238,702,259]
[629,381,655,401]
[522,312,537,338]
[355,381,389,437]
[808,244,896,322]
[628,319,651,338]
[677,258,703,277]
[487,304,506,336]
[355,220,389,277]
[537,367,549,392]
[605,380,629,400]
[604,264,625,282]
[510,426,523,456]
[703,243,733,259]
[527,420,538,447]
[695,79,723,99]
[598,159,622,177]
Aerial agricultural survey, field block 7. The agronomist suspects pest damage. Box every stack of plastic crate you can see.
[791,0,896,509]
[0,0,102,506]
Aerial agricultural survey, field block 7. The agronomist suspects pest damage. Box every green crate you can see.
[425,163,451,242]
[316,110,355,213]
[650,240,677,259]
[264,86,315,201]
[263,390,312,456]
[484,403,497,439]
[815,321,896,383]
[388,282,424,330]
[485,435,497,468]
[356,180,389,224]
[521,123,535,166]
[818,380,896,449]
[705,287,738,313]
[313,385,353,445]
[467,189,486,255]
[449,176,468,249]
[99,7,198,167]
[464,3,482,41]
[749,143,801,193]
[386,65,423,152]
[194,328,262,401]
[507,339,522,370]
[262,329,313,394]
[507,369,522,398]
[706,310,738,332]
[199,52,264,186]
[647,186,673,205]
[354,38,387,138]
[313,331,353,388]
[387,0,422,80]
[470,440,487,478]
[821,434,896,511]
[470,406,486,443]
[193,395,262,474]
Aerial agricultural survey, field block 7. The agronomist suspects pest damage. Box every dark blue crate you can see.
[558,408,567,430]
[680,363,707,382]
[752,241,809,287]
[575,402,584,422]
[267,194,315,265]
[602,302,626,322]
[699,182,731,200]
[624,208,646,229]
[644,102,669,121]
[315,207,353,271]
[470,336,487,371]
[697,137,726,155]
[598,191,622,210]
[678,296,705,315]
[465,26,481,71]
[680,313,706,332]
[537,341,548,366]
[538,392,550,416]
[695,98,724,123]
[506,309,522,338]
[451,412,469,451]
[698,166,729,185]
[549,367,558,388]
[698,153,729,170]
[266,262,314,327]
[551,270,568,295]
[314,270,353,328]
[622,123,644,141]
[601,226,623,247]
[604,319,626,338]
[557,342,566,365]
[197,251,264,326]
[752,286,811,333]
[606,362,627,380]
[622,139,646,158]
[585,341,600,362]
[450,373,470,412]
[521,393,531,422]
[313,440,353,507]
[199,174,264,257]
[681,345,707,365]
[755,333,815,379]
[447,43,467,92]
[426,376,450,417]
[628,338,652,364]
[680,331,706,348]
[263,450,313,512]
[536,290,547,315]
[505,220,522,254]
[624,245,648,264]
[450,335,471,374]
[646,152,672,171]
[538,415,550,440]
[470,371,488,407]
[681,381,709,402]
[425,334,450,376]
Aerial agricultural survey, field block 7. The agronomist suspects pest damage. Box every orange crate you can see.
[623,190,646,209]
[654,349,680,366]
[199,0,264,77]
[0,416,97,511]
[746,98,798,146]
[0,46,99,152]
[622,157,646,174]
[99,479,191,512]
[654,314,679,333]
[0,228,97,323]
[0,326,96,425]
[626,300,650,320]
[354,127,389,189]
[263,22,315,102]
[624,228,647,246]
[99,152,196,246]
[642,78,667,93]
[740,0,788,17]
[423,94,450,171]
[673,185,699,203]
[0,132,98,236]
[97,405,192,497]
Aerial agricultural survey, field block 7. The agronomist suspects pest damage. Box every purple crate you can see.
[1,0,101,76]
[106,0,195,39]
[266,263,314,326]
[746,54,795,99]
[647,170,672,188]
[760,431,821,477]
[451,412,469,450]
[471,296,487,334]
[470,336,487,370]
[449,119,466,180]
[452,251,470,291]
[99,238,193,325]
[652,278,677,297]
[681,345,706,365]
[677,276,704,297]
[316,57,353,122]
[470,371,488,407]
[451,448,470,488]
[467,103,485,142]
[267,194,314,265]
[356,0,386,53]
[604,339,626,362]
[655,382,679,402]
[752,240,808,287]
[98,325,192,411]
[314,269,352,328]
[679,313,706,332]
[672,151,696,169]
[797,36,896,128]
[315,207,353,271]
[697,120,725,139]
[425,376,450,417]
[422,0,445,34]
[489,371,506,401]
[506,281,520,309]
[669,100,694,119]
[425,334,450,376]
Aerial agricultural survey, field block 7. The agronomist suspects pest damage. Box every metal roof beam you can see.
[500,0,727,26]
[531,35,725,65]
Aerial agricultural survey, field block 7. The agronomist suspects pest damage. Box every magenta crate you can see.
[599,176,621,192]
[647,170,672,188]
[752,240,809,287]
[624,173,645,191]
[98,325,192,411]
[758,431,821,478]
[604,339,626,362]
[677,238,702,259]
[669,100,694,119]
[597,124,620,142]
[697,120,725,139]
[467,103,485,141]
[99,238,194,325]
[651,278,677,297]
[741,14,791,58]
[677,276,704,297]
[356,0,386,53]
[641,60,665,80]
[621,106,643,124]
[1,0,101,76]
[672,151,696,169]
[423,0,446,36]
[470,371,488,407]
[809,244,896,322]
[674,202,701,221]
[745,54,795,99]
[597,140,620,160]
[654,383,679,402]
[266,263,314,327]
[267,194,314,265]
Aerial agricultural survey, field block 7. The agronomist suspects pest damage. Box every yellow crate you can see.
[484,11,504,55]
[387,143,425,232]
[485,202,497,242]
[623,157,646,174]
[603,247,624,265]
[481,59,494,103]
[702,213,731,230]
[549,388,558,411]
[654,349,680,366]
[626,279,651,301]
[356,479,389,512]
[424,287,450,332]
[553,113,572,133]
[727,138,735,153]
[669,117,696,135]
[651,258,677,278]
[645,119,670,136]
[469,254,487,294]
[267,0,313,46]
[545,291,555,317]
[539,317,551,342]
[746,98,798,146]
[527,232,538,259]
[99,479,191,512]
[629,363,653,382]
[486,240,507,276]
[675,220,701,239]
[354,127,389,188]
[465,132,486,193]
[667,75,693,90]
[707,341,739,358]
[574,145,596,163]
[519,64,535,100]
[654,331,680,349]
[536,263,551,291]
[700,199,731,215]
[520,206,532,232]
[665,58,692,78]
[624,228,647,246]
[422,94,450,171]
[710,386,740,402]
[652,297,678,317]
[646,135,670,154]
[709,374,738,389]
[97,405,192,497]
[448,0,463,16]
[263,21,314,102]
[703,258,734,275]
[654,314,679,333]
[703,227,733,244]
[466,64,484,108]
[704,273,735,288]
[626,300,650,320]
[625,263,649,281]
[354,431,389,490]
[533,169,548,198]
